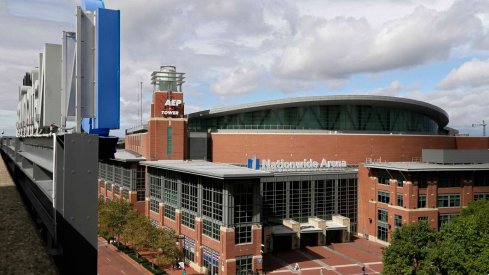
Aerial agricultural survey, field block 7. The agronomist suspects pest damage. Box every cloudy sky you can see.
[2,0,489,136]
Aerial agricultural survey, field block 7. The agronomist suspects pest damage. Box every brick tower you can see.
[147,66,187,160]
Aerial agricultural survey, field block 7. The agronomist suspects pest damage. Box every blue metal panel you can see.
[95,8,120,130]
[81,0,105,11]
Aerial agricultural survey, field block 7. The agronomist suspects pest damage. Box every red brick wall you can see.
[455,136,489,149]
[211,133,471,164]
[359,164,489,242]
[146,119,187,161]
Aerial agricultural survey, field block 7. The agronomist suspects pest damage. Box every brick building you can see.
[358,149,489,244]
[99,66,489,274]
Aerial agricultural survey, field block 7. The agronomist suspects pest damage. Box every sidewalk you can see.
[163,266,202,275]
[98,237,152,275]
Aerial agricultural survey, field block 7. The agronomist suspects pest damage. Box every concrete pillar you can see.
[332,215,351,242]
[308,217,326,245]
[283,219,300,249]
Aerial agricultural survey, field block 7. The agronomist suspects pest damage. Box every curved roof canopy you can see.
[188,95,449,128]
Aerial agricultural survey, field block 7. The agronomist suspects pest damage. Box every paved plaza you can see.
[264,238,384,275]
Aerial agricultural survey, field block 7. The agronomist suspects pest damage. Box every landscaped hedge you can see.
[111,241,166,275]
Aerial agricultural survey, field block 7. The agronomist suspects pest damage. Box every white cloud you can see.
[370,81,402,96]
[210,64,266,96]
[2,0,489,135]
[391,86,489,136]
[276,1,488,80]
[438,58,489,90]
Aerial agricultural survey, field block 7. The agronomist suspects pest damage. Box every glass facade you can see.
[189,104,440,134]
[261,173,358,233]
[98,161,146,201]
[233,183,254,244]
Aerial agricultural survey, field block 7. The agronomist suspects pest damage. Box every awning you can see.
[300,223,323,233]
[326,220,348,230]
[272,225,296,236]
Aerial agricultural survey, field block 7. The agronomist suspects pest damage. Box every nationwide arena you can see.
[99,66,489,275]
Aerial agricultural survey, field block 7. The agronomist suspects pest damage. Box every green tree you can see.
[98,198,133,244]
[123,210,154,258]
[421,200,489,274]
[152,228,181,267]
[382,221,438,274]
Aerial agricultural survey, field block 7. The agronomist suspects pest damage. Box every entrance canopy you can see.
[300,223,323,233]
[326,220,348,230]
[272,225,296,236]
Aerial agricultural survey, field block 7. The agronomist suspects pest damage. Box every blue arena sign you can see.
[248,157,347,171]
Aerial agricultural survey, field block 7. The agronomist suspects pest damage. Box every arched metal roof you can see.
[187,95,449,128]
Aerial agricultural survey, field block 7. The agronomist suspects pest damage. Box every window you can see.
[263,181,287,220]
[290,181,311,222]
[137,191,145,201]
[314,179,335,221]
[164,205,176,220]
[377,208,389,241]
[134,166,146,201]
[378,190,390,204]
[182,211,195,229]
[438,213,457,228]
[150,199,159,213]
[378,176,390,185]
[122,188,129,199]
[182,237,195,262]
[234,184,254,225]
[203,219,220,240]
[163,175,178,207]
[437,194,461,207]
[167,127,173,155]
[394,215,402,229]
[418,195,427,208]
[418,178,427,188]
[203,246,219,275]
[181,176,198,213]
[474,193,489,201]
[202,180,223,221]
[397,193,403,207]
[378,225,388,241]
[113,184,120,195]
[149,174,162,199]
[439,177,459,188]
[236,256,253,275]
[474,173,489,186]
[418,216,428,221]
[378,208,388,223]
[235,225,252,244]
[397,178,404,187]
[234,183,253,244]
[338,178,358,234]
